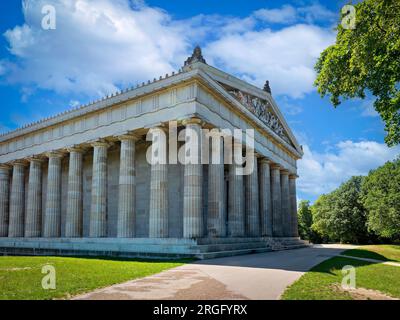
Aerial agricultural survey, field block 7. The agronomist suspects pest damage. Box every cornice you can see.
[0,68,199,143]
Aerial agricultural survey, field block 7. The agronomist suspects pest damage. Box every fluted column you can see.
[271,164,283,237]
[8,161,26,237]
[228,161,245,237]
[289,174,299,237]
[25,158,43,238]
[117,135,138,238]
[259,159,272,237]
[65,148,84,237]
[281,170,290,237]
[90,141,109,238]
[207,131,226,238]
[183,118,203,238]
[43,152,63,238]
[245,155,260,237]
[0,165,11,237]
[149,127,168,238]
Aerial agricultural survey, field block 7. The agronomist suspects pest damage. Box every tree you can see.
[312,176,371,244]
[361,158,400,240]
[315,0,400,146]
[297,200,312,240]
[297,200,322,243]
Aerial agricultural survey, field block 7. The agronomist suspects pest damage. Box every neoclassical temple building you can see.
[0,48,305,259]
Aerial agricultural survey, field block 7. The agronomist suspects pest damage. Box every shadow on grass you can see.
[307,255,376,276]
[341,249,394,262]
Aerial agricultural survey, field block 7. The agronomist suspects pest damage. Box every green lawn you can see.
[282,245,400,300]
[341,245,400,262]
[0,256,185,300]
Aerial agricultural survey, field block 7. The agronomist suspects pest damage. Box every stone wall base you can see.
[0,237,309,260]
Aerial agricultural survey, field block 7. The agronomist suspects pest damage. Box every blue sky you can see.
[0,0,399,202]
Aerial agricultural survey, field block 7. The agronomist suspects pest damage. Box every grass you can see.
[0,256,186,300]
[341,245,400,262]
[282,245,400,300]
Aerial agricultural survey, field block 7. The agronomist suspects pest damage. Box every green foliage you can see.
[361,158,400,239]
[315,0,400,146]
[311,176,371,244]
[303,158,400,244]
[297,200,322,243]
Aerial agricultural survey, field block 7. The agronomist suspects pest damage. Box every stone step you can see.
[196,237,266,245]
[196,247,272,259]
[194,242,271,253]
[272,244,308,251]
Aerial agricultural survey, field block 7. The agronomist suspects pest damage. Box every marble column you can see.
[25,158,43,238]
[207,132,226,237]
[65,148,84,237]
[117,135,137,238]
[90,142,109,238]
[43,152,63,238]
[271,164,283,237]
[245,155,260,237]
[0,165,11,237]
[183,118,203,238]
[259,159,272,237]
[149,127,168,238]
[228,161,245,237]
[289,175,299,237]
[8,161,26,237]
[280,170,290,237]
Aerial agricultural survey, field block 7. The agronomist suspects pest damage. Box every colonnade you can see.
[0,119,299,239]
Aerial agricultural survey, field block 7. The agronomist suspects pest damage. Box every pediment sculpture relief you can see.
[228,89,290,143]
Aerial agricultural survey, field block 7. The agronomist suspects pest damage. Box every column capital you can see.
[289,173,299,180]
[0,163,12,171]
[90,140,112,148]
[182,117,204,126]
[117,133,141,142]
[10,159,29,167]
[45,151,65,159]
[280,169,290,175]
[270,163,281,170]
[67,146,86,154]
[259,157,272,164]
[26,156,45,164]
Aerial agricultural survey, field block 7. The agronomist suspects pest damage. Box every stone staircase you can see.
[192,237,309,259]
[0,237,309,260]
[193,238,273,259]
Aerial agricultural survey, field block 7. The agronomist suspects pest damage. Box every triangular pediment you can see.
[217,82,293,147]
[184,62,303,156]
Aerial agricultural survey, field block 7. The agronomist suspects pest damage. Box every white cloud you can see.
[254,5,298,24]
[3,0,190,96]
[1,0,335,99]
[205,24,335,98]
[298,141,400,197]
[254,4,336,25]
